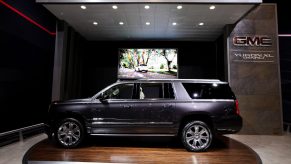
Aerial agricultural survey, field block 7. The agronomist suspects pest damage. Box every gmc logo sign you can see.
[233,36,272,47]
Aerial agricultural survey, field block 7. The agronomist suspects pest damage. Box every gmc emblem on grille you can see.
[233,36,272,47]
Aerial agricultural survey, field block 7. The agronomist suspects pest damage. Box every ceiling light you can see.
[80,5,86,10]
[209,5,215,10]
[199,22,204,26]
[172,22,177,26]
[112,5,118,9]
[93,22,98,25]
[177,5,183,10]
[146,22,150,25]
[119,22,124,25]
[145,5,150,9]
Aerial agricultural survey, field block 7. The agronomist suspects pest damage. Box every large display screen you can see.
[118,49,178,79]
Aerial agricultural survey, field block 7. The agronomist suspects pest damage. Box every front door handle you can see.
[163,104,173,108]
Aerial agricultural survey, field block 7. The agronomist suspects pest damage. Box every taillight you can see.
[235,99,240,115]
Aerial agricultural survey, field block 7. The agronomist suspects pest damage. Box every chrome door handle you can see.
[163,104,173,108]
[123,105,131,108]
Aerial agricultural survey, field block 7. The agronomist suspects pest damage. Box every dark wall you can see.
[279,37,291,122]
[55,22,87,101]
[0,0,56,132]
[216,35,226,81]
[263,1,291,123]
[81,41,218,97]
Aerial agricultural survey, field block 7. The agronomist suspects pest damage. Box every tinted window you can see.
[138,83,175,99]
[182,83,234,99]
[103,83,134,99]
[139,83,163,99]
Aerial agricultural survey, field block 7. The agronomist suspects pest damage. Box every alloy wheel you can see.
[57,121,81,146]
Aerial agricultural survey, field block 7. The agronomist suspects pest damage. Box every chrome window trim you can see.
[92,82,177,101]
[91,98,234,103]
[91,81,234,101]
[99,99,176,103]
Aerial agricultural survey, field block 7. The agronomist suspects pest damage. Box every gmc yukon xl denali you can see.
[47,79,242,152]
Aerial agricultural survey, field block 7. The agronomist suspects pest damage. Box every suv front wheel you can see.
[55,118,84,148]
[181,121,212,152]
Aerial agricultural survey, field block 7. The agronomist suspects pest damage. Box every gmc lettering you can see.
[233,36,272,47]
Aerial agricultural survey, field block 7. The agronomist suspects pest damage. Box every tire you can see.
[181,121,212,152]
[55,118,84,148]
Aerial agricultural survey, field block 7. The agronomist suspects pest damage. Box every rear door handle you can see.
[123,105,132,109]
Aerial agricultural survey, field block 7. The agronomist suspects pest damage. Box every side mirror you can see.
[99,93,108,103]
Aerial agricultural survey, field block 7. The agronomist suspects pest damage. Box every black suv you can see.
[47,79,242,152]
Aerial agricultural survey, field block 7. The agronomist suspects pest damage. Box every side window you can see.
[203,84,234,99]
[182,83,234,99]
[103,83,134,99]
[138,83,175,99]
[139,83,163,99]
[182,83,203,99]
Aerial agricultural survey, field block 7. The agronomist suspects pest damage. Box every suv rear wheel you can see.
[181,121,212,152]
[55,118,84,148]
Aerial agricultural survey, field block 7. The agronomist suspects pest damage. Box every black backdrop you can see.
[0,0,56,132]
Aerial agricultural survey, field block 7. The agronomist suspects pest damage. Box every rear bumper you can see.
[213,115,243,134]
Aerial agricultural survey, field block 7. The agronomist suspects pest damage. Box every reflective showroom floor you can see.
[0,133,290,164]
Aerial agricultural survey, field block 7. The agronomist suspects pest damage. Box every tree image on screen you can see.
[118,49,178,79]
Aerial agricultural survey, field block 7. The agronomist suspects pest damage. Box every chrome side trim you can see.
[92,118,104,121]
[92,122,173,125]
[89,133,176,137]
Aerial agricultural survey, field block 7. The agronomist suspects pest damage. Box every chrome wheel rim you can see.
[57,121,81,146]
[185,124,210,150]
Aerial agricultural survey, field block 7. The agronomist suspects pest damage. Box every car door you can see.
[91,83,144,134]
[136,83,176,134]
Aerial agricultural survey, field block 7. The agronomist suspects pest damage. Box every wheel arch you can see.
[52,112,87,130]
[178,113,214,135]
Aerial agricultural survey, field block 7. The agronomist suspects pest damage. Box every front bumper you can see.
[44,123,53,139]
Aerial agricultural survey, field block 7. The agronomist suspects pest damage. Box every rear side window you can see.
[138,83,175,99]
[140,83,163,99]
[182,83,235,99]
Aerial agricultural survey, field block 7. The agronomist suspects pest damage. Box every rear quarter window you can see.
[182,83,235,99]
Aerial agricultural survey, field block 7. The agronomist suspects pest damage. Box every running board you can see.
[89,134,176,137]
